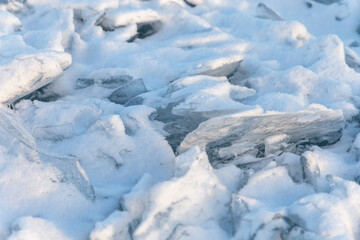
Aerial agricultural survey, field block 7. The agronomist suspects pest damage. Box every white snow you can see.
[1,0,360,239]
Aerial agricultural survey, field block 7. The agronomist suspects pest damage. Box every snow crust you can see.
[1,0,360,239]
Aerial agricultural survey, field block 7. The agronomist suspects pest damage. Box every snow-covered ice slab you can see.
[179,105,344,167]
[156,75,255,150]
[0,52,71,104]
[94,9,162,42]
[165,75,255,117]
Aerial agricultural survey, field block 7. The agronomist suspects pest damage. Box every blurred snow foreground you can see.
[2,0,360,239]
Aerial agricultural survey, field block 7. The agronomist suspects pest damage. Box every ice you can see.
[155,106,208,151]
[2,0,360,238]
[299,148,360,191]
[21,8,74,51]
[97,9,160,30]
[76,75,133,90]
[89,211,132,240]
[95,9,161,41]
[0,107,95,199]
[345,47,360,73]
[179,106,344,167]
[197,60,242,78]
[97,75,134,89]
[16,99,175,190]
[75,72,148,105]
[300,152,321,187]
[108,78,147,105]
[0,51,71,104]
[256,3,283,21]
[90,174,155,240]
[121,174,155,232]
[75,78,95,89]
[13,83,61,104]
[33,123,74,142]
[166,75,255,117]
[286,177,360,238]
[156,75,255,150]
[9,216,71,240]
[184,0,196,8]
[0,10,21,36]
[133,147,229,240]
[264,134,289,156]
[127,21,162,42]
[350,133,360,159]
[231,166,314,239]
[312,0,342,4]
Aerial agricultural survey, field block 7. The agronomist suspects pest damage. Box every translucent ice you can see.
[312,0,342,4]
[156,75,255,150]
[256,3,283,21]
[179,106,344,167]
[108,78,147,105]
[165,75,255,117]
[76,75,133,90]
[33,123,74,142]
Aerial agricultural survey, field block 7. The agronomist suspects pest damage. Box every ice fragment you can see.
[108,78,147,104]
[256,3,283,21]
[179,107,344,167]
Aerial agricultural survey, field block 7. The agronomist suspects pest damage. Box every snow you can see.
[133,147,229,240]
[9,216,71,240]
[1,0,360,239]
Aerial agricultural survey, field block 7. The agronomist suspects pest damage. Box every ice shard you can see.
[312,0,342,5]
[198,60,242,78]
[127,21,162,42]
[95,9,161,41]
[184,0,196,8]
[0,52,71,104]
[76,75,134,90]
[13,83,61,104]
[156,75,255,151]
[33,123,74,142]
[108,78,147,104]
[75,78,95,89]
[256,3,283,21]
[155,106,208,152]
[300,153,320,186]
[178,106,344,168]
[345,47,360,73]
